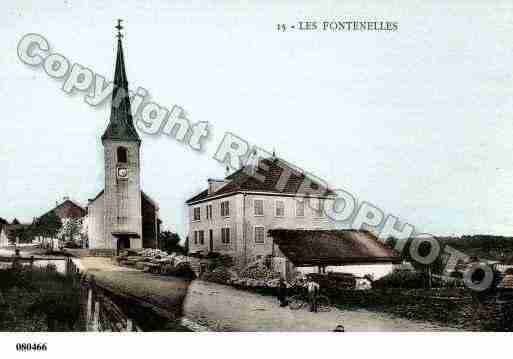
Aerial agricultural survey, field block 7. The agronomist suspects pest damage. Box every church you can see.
[86,22,160,251]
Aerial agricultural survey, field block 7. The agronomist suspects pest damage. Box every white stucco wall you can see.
[297,263,394,279]
[0,227,9,247]
[86,193,105,248]
[188,192,335,264]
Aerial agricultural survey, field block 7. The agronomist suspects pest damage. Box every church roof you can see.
[101,32,140,143]
[87,189,158,210]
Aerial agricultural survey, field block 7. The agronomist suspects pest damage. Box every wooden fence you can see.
[61,258,139,332]
[82,275,140,332]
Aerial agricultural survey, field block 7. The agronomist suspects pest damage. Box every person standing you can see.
[307,278,320,312]
[277,278,289,307]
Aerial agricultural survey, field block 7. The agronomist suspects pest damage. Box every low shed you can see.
[269,229,401,279]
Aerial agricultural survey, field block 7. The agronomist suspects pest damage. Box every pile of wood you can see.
[117,250,191,276]
[239,262,281,282]
[201,267,233,284]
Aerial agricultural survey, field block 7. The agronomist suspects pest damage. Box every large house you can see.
[185,157,337,266]
[85,26,160,251]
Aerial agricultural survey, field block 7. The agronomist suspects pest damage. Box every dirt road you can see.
[80,257,457,332]
[80,257,191,319]
[183,280,457,331]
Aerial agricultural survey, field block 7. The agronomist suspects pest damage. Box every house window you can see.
[206,204,213,220]
[117,147,128,163]
[295,200,305,217]
[221,227,230,244]
[193,207,201,221]
[194,231,198,245]
[275,200,285,217]
[254,226,265,244]
[199,230,204,245]
[254,199,264,216]
[221,201,230,217]
[314,199,325,217]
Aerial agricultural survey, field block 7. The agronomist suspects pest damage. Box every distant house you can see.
[185,156,337,266]
[0,221,28,246]
[269,229,401,279]
[41,197,86,220]
[0,218,8,247]
[0,224,9,247]
[32,197,87,248]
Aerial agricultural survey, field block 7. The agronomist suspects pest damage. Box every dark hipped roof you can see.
[186,157,334,204]
[270,229,401,266]
[101,37,140,142]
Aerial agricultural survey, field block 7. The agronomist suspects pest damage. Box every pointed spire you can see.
[102,20,141,143]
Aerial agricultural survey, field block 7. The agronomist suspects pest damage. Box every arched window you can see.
[117,147,128,163]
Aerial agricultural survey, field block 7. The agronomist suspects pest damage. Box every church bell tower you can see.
[101,20,142,250]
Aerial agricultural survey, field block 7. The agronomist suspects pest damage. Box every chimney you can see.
[208,178,227,194]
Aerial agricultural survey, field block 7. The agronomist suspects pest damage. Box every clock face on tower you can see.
[117,166,128,179]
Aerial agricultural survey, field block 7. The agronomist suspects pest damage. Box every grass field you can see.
[0,267,84,331]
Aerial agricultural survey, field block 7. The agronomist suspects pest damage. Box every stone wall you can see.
[325,288,513,331]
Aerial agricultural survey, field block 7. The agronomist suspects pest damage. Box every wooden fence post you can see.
[92,301,100,331]
[86,288,93,330]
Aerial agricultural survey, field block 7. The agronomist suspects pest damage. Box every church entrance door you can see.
[117,236,131,254]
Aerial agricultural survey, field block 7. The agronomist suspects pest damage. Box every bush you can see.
[373,271,432,289]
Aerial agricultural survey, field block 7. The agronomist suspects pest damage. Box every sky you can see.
[1,0,513,238]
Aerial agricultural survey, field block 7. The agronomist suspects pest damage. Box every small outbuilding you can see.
[269,229,401,280]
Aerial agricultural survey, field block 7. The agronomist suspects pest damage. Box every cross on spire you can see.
[115,19,123,39]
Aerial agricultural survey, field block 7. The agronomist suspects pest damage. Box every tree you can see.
[57,216,83,243]
[11,225,34,244]
[386,236,445,289]
[35,211,62,238]
[159,231,185,254]
[11,218,20,225]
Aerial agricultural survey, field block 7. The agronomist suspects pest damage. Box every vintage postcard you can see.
[1,0,512,357]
